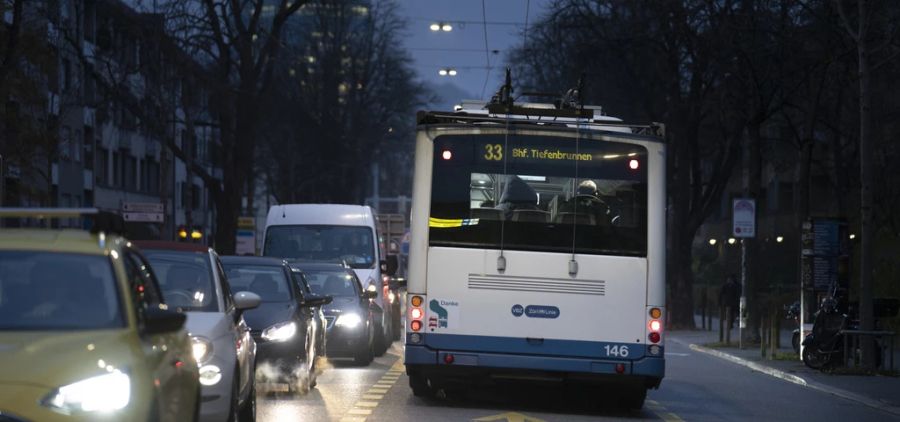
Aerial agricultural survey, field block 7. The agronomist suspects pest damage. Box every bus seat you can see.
[511,209,550,223]
[471,208,504,221]
[555,212,596,225]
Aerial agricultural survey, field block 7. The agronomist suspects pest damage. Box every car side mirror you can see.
[144,305,186,334]
[234,291,261,311]
[362,290,378,300]
[302,294,332,307]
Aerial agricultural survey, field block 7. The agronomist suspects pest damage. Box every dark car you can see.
[291,262,379,365]
[220,256,330,392]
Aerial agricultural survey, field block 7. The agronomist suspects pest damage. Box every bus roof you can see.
[417,101,664,140]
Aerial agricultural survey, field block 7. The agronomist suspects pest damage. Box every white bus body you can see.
[404,106,666,407]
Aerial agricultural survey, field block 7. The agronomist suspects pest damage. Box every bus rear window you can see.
[429,134,647,256]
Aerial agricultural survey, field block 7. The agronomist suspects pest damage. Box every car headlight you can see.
[191,336,213,364]
[335,313,362,328]
[43,371,130,413]
[262,321,297,342]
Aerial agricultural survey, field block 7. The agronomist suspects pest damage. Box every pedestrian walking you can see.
[719,274,740,329]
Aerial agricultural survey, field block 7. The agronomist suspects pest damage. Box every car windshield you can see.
[222,264,292,303]
[0,251,124,330]
[303,270,360,297]
[264,225,375,269]
[142,250,218,312]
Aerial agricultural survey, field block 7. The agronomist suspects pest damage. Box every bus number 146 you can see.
[604,345,630,357]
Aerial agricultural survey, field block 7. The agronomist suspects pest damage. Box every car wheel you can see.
[238,380,256,422]
[308,339,318,389]
[374,318,389,356]
[226,375,240,422]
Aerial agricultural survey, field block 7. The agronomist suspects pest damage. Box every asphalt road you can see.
[256,336,895,421]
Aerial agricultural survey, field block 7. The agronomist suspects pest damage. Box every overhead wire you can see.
[480,0,492,99]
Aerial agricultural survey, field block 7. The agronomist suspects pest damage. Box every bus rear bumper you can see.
[405,344,664,389]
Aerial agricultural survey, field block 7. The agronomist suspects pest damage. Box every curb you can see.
[686,342,900,417]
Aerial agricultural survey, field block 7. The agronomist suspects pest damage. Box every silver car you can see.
[138,241,260,422]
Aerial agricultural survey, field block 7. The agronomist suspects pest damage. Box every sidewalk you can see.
[669,315,900,415]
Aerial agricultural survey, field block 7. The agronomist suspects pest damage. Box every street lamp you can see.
[430,22,453,32]
[438,68,457,76]
[849,233,856,240]
[708,238,717,246]
[776,236,784,243]
[438,69,448,76]
[727,237,736,245]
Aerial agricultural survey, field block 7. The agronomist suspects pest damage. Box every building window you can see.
[124,155,136,191]
[96,147,108,185]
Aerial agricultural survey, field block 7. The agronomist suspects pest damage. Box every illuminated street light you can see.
[438,69,448,76]
[849,233,856,240]
[429,23,440,31]
[438,68,457,76]
[448,69,458,76]
[727,237,736,245]
[776,236,784,243]
[708,239,717,246]
[441,23,453,32]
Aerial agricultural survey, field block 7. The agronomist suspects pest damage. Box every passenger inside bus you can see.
[556,180,612,226]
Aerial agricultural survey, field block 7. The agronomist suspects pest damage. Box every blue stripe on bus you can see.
[405,344,664,378]
[421,332,650,359]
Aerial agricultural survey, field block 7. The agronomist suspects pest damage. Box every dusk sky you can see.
[394,0,553,110]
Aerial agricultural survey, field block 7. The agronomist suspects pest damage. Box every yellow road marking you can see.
[362,394,383,400]
[347,408,372,416]
[645,400,685,422]
[355,401,379,408]
[367,388,388,394]
[340,417,366,422]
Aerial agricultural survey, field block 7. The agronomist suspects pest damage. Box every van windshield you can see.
[264,225,376,269]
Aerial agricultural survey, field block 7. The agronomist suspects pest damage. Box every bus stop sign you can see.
[732,198,756,238]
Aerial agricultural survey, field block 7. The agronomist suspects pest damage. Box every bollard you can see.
[719,306,724,342]
[701,287,707,330]
[725,307,732,346]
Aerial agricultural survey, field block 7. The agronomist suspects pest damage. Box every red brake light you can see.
[649,332,661,343]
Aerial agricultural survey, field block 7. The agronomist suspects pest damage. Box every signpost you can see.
[122,202,164,223]
[732,198,756,348]
[235,217,256,256]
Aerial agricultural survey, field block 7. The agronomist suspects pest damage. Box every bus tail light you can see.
[409,295,425,333]
[648,307,663,344]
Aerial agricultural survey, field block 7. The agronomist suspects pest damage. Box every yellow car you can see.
[0,209,200,421]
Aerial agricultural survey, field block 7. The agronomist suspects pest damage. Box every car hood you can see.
[184,312,230,341]
[242,302,296,332]
[0,330,137,389]
[324,296,364,314]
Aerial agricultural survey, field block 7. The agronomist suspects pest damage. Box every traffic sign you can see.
[123,212,164,223]
[732,198,756,238]
[123,202,163,213]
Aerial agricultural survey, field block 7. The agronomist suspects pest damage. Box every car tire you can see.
[391,304,402,341]
[354,335,374,366]
[373,319,388,356]
[238,379,256,422]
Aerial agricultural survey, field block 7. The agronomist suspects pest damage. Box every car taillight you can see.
[409,295,425,333]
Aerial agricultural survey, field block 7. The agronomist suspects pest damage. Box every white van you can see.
[263,204,394,354]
